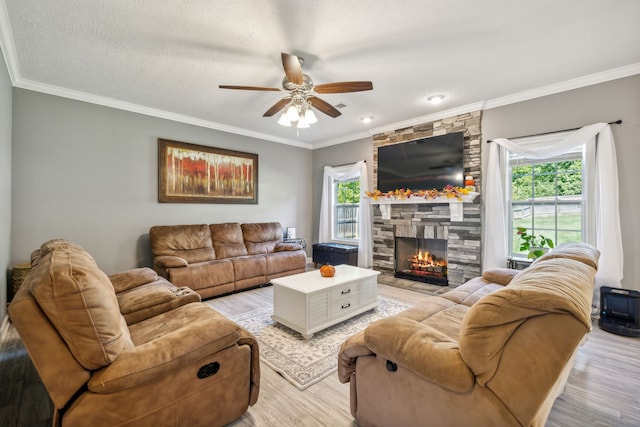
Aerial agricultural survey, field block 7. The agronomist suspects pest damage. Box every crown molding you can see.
[366,102,487,136]
[484,63,640,110]
[0,0,19,83]
[310,131,373,150]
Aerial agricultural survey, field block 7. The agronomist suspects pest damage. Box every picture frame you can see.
[158,139,258,204]
[287,227,296,239]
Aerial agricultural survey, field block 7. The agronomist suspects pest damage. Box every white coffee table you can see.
[271,264,380,339]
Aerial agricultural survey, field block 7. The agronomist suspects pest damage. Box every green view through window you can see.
[509,147,583,256]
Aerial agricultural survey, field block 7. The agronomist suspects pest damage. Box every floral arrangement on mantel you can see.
[365,185,473,201]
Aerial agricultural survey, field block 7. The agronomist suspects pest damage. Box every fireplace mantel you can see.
[368,192,479,220]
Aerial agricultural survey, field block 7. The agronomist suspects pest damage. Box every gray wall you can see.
[0,51,12,319]
[311,136,374,245]
[11,89,313,275]
[483,74,640,291]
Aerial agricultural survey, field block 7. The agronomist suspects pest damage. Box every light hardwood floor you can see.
[1,283,639,426]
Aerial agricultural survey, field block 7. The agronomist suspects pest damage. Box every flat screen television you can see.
[377,132,464,192]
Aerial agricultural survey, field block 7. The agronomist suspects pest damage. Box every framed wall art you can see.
[158,139,258,204]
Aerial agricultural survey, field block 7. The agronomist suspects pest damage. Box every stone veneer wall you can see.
[372,111,482,287]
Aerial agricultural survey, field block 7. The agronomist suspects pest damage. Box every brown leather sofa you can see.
[9,239,260,427]
[339,243,599,427]
[150,222,307,299]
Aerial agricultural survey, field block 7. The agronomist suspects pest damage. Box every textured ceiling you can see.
[1,0,639,149]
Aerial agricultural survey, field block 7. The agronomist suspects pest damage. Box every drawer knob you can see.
[341,289,351,295]
[341,303,351,309]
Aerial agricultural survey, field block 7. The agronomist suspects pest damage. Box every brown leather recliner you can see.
[9,239,260,427]
[339,243,599,427]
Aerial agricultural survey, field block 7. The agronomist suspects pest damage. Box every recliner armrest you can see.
[109,267,159,293]
[338,331,373,383]
[274,242,302,252]
[154,255,188,268]
[363,317,474,393]
[88,314,243,393]
[482,268,520,286]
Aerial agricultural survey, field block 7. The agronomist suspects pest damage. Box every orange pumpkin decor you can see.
[320,264,336,277]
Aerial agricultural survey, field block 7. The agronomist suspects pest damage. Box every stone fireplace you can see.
[372,111,482,288]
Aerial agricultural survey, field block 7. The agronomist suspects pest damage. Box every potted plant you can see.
[517,227,555,259]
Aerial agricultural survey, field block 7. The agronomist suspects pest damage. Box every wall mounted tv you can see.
[377,132,464,192]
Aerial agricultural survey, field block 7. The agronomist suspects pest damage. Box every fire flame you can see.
[409,250,447,269]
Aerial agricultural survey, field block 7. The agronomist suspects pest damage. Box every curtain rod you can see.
[486,120,622,143]
[332,160,366,167]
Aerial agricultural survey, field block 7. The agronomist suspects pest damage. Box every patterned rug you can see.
[230,296,411,390]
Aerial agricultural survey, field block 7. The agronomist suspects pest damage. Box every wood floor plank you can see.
[2,283,639,426]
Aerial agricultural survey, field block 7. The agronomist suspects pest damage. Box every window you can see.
[508,138,583,257]
[331,174,360,242]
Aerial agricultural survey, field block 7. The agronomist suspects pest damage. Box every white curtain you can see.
[318,161,373,268]
[484,123,623,296]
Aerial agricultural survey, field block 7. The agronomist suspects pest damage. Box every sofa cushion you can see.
[150,224,216,263]
[264,251,307,275]
[441,276,505,307]
[168,259,235,290]
[241,222,283,254]
[32,239,96,267]
[39,238,94,260]
[89,304,243,393]
[231,255,266,280]
[530,242,600,269]
[29,241,133,370]
[210,223,249,259]
[364,317,474,392]
[459,256,597,385]
[109,267,159,293]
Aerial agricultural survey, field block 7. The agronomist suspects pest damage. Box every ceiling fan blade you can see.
[219,85,280,91]
[308,96,341,118]
[281,53,304,85]
[263,98,291,117]
[314,81,373,93]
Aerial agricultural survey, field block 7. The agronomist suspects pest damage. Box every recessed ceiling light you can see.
[361,116,373,124]
[427,95,445,104]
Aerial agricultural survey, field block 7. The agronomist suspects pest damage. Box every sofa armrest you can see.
[274,242,302,252]
[88,316,242,393]
[154,255,188,268]
[482,268,520,286]
[338,330,374,383]
[109,267,159,293]
[364,317,474,393]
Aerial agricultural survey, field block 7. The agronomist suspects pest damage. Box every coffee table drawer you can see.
[330,295,359,317]
[330,283,359,301]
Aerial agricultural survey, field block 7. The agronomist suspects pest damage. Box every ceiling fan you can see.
[219,53,373,127]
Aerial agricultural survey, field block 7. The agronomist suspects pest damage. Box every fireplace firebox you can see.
[394,237,448,286]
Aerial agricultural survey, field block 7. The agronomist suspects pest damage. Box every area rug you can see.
[230,296,411,390]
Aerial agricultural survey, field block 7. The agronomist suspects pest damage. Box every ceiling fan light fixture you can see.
[221,53,372,130]
[304,108,318,124]
[427,95,445,105]
[286,104,300,121]
[277,112,292,127]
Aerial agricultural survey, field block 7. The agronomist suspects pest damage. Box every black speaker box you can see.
[598,286,640,337]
